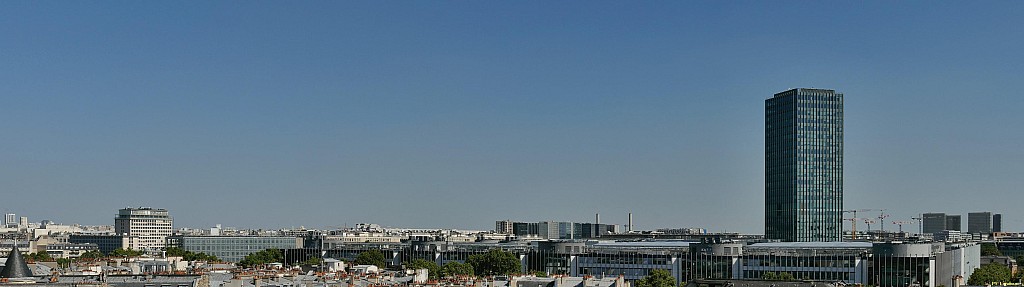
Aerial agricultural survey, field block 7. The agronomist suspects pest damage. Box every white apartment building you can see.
[115,207,173,250]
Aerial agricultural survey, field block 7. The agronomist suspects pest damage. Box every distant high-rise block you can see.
[968,212,993,234]
[765,88,844,242]
[3,213,14,229]
[922,213,948,234]
[115,207,173,250]
[994,214,1002,232]
[946,215,961,231]
[495,220,514,234]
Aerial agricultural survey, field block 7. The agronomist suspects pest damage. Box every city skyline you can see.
[3,2,1023,232]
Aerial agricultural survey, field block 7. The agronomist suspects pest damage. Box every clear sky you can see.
[2,2,1022,233]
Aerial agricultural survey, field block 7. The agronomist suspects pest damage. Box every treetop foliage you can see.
[636,269,677,287]
[354,250,387,268]
[466,249,520,276]
[239,249,284,268]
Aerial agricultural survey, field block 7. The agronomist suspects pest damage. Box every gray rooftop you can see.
[748,242,873,249]
[591,241,693,248]
[0,244,33,278]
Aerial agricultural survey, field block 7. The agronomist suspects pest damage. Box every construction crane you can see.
[877,210,890,232]
[892,221,912,233]
[911,216,923,235]
[863,219,876,232]
[843,209,878,239]
[845,218,868,239]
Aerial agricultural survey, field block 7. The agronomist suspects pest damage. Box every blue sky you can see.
[2,2,1022,233]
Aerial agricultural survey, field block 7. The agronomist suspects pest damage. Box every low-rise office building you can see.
[68,234,132,255]
[44,243,100,259]
[684,241,978,287]
[277,238,979,287]
[166,235,303,263]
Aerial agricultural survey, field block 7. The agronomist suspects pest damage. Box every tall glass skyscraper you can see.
[765,88,844,242]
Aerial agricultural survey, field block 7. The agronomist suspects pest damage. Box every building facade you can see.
[4,213,15,229]
[68,234,133,255]
[765,88,844,242]
[500,220,616,239]
[167,235,303,263]
[114,207,173,250]
[968,212,993,234]
[946,215,962,231]
[496,220,514,234]
[922,213,947,234]
[286,239,977,287]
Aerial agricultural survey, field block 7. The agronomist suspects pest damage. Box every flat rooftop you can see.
[748,242,873,249]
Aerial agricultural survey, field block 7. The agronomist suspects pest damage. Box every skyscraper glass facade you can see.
[766,88,844,242]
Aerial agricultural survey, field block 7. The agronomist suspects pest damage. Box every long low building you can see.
[279,239,979,287]
[683,241,979,287]
[68,234,133,255]
[165,236,303,263]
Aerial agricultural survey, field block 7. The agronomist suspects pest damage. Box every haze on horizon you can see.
[2,2,1022,233]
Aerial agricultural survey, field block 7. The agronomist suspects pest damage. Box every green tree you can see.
[969,263,1013,285]
[636,269,677,287]
[981,243,1003,256]
[406,259,441,280]
[301,257,324,266]
[78,250,104,260]
[165,246,220,262]
[56,258,73,268]
[441,262,474,278]
[110,248,145,257]
[466,249,520,276]
[239,249,284,268]
[532,271,548,277]
[165,246,191,257]
[354,250,387,268]
[761,271,795,281]
[26,252,54,262]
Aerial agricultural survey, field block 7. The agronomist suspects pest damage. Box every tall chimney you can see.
[596,213,600,224]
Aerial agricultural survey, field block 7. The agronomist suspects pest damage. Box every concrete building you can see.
[686,241,977,287]
[497,220,515,234]
[873,242,979,287]
[501,220,617,240]
[68,234,132,255]
[166,235,303,263]
[114,207,173,250]
[44,243,100,259]
[968,212,993,234]
[994,214,1002,233]
[577,241,686,285]
[934,230,964,243]
[765,88,844,242]
[3,214,14,229]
